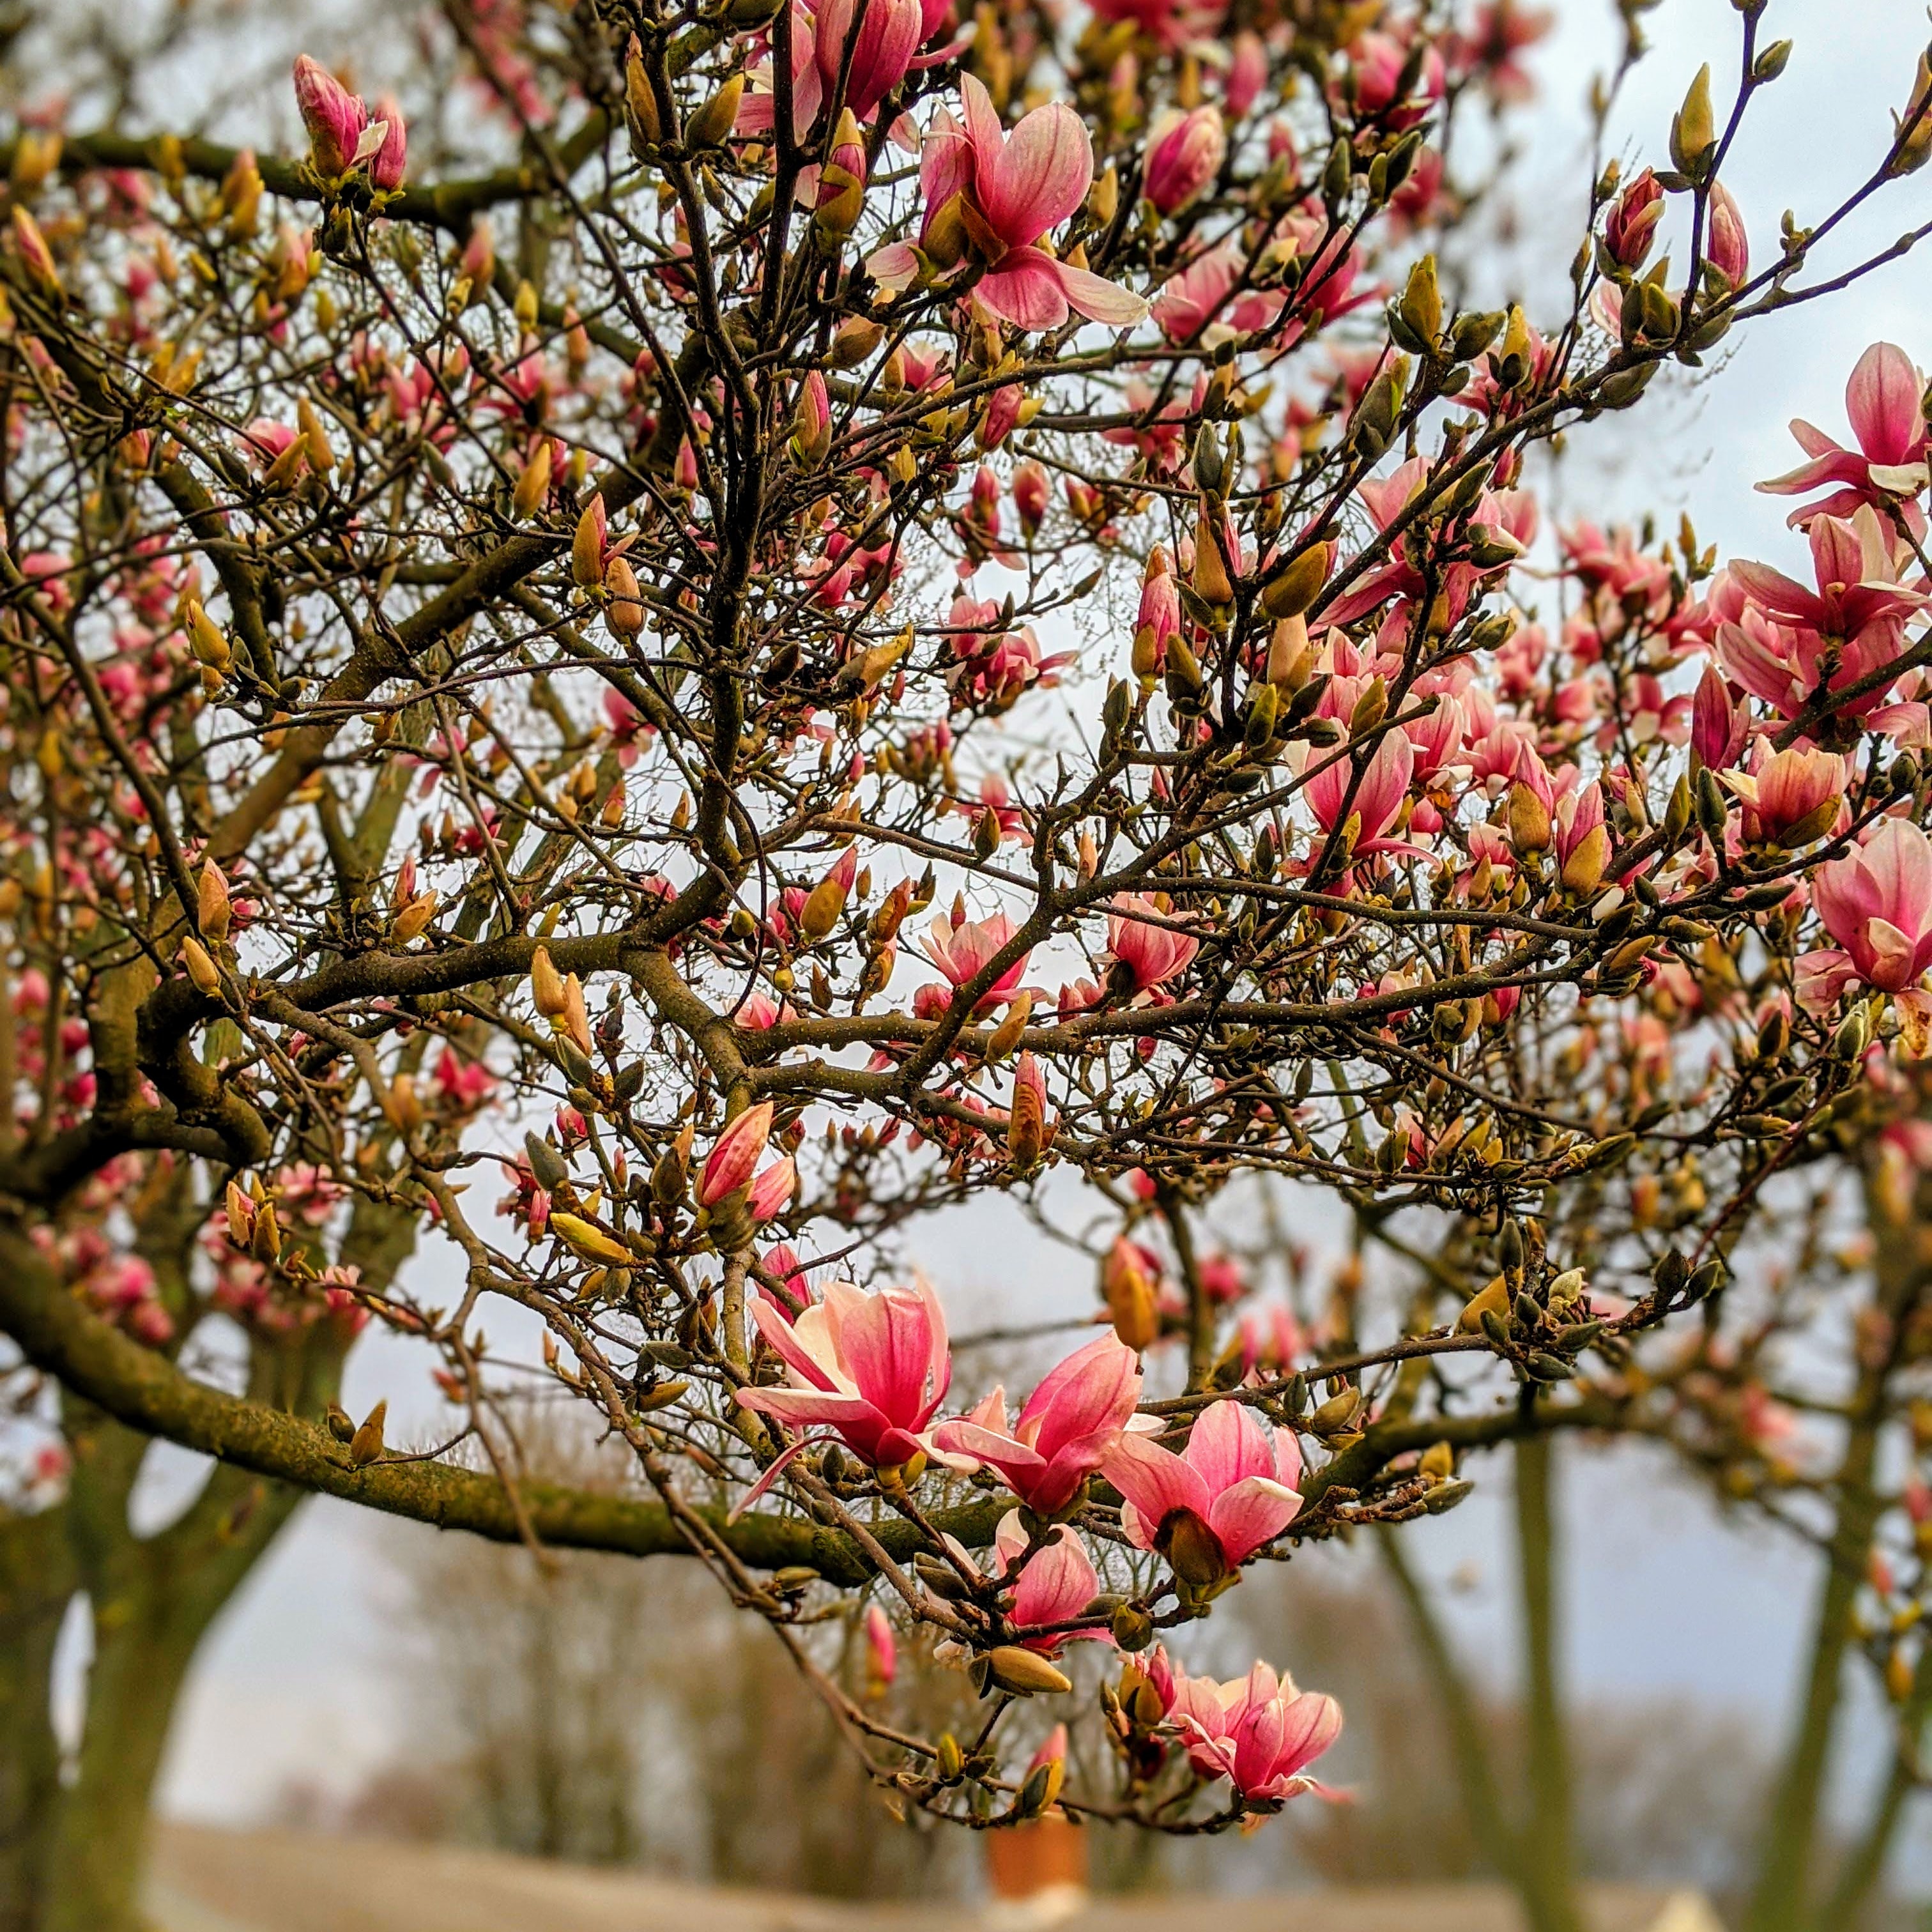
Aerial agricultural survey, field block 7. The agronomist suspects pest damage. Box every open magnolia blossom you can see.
[734,1278,961,1496]
[933,1330,1158,1514]
[1105,1399,1306,1595]
[8,0,1932,1864]
[1160,1657,1346,1806]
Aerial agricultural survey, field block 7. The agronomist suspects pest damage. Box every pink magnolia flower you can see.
[920,909,1029,1008]
[735,1276,954,1476]
[1718,509,1926,728]
[1144,107,1225,216]
[1719,743,1844,846]
[293,56,367,178]
[1102,894,1200,997]
[1151,242,1286,343]
[871,79,1146,331]
[1346,29,1445,129]
[1758,342,1930,530]
[742,0,926,139]
[1804,816,1932,996]
[1305,728,1418,857]
[988,1510,1110,1654]
[1690,662,1745,771]
[933,1330,1153,1514]
[1604,166,1663,269]
[1103,1398,1304,1583]
[1324,456,1515,629]
[1167,1659,1343,1805]
[699,1101,774,1206]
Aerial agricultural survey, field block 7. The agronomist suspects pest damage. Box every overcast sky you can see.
[100,0,1932,1889]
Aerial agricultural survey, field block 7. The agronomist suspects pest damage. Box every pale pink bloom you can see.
[1102,894,1200,995]
[293,56,368,178]
[933,1331,1152,1515]
[990,1510,1110,1654]
[1346,29,1445,129]
[1804,816,1932,995]
[277,1162,346,1224]
[920,909,1029,1003]
[1719,509,1926,726]
[735,1277,954,1475]
[1731,505,1924,637]
[1758,342,1930,530]
[1719,744,1843,845]
[699,1101,774,1206]
[741,0,925,139]
[1151,243,1285,342]
[1144,107,1225,215]
[873,77,1144,330]
[865,1603,898,1685]
[1103,1398,1304,1571]
[1167,1659,1342,1804]
[1453,1,1554,103]
[1305,730,1415,854]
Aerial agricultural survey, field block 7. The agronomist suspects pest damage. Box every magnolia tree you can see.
[6,0,1932,1911]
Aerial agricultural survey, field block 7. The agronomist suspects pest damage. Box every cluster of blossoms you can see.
[6,0,1932,1849]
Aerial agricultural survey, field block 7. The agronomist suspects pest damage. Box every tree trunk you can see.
[0,1512,73,1932]
[1515,1434,1583,1932]
[41,1404,305,1932]
[1744,1162,1929,1932]
[1379,1526,1524,1885]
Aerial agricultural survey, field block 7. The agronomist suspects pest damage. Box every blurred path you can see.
[146,1824,1721,1932]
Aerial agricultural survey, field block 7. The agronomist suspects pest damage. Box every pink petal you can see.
[1017,1331,1140,1459]
[735,1386,880,1432]
[1206,1475,1303,1567]
[1011,1526,1101,1633]
[1055,260,1149,326]
[1848,341,1924,466]
[1184,1399,1278,1492]
[867,241,921,290]
[1729,558,1825,626]
[1276,1690,1344,1774]
[1862,815,1932,933]
[973,250,1071,331]
[983,101,1092,247]
[838,1285,939,1429]
[749,1294,843,1392]
[930,1416,1048,1488]
[1103,1430,1212,1540]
